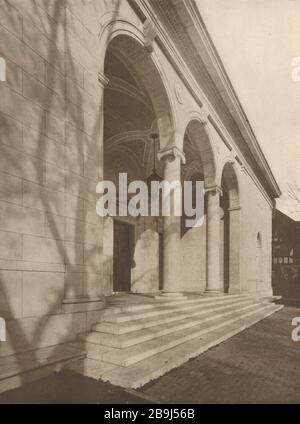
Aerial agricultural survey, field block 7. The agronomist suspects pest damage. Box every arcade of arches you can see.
[102,35,251,297]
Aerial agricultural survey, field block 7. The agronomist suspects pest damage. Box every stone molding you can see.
[205,185,223,196]
[143,18,157,53]
[174,81,183,104]
[157,145,186,164]
[199,105,209,125]
[241,165,249,176]
[98,71,110,88]
[228,205,241,212]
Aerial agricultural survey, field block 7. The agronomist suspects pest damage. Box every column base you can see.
[161,292,185,297]
[202,289,225,296]
[155,292,188,301]
[61,297,104,313]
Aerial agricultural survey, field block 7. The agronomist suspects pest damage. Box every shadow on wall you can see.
[0,0,121,384]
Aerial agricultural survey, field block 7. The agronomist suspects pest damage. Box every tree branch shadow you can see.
[0,0,121,388]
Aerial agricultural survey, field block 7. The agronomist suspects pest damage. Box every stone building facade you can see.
[0,0,280,362]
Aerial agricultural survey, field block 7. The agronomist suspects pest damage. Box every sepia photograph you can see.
[0,0,299,411]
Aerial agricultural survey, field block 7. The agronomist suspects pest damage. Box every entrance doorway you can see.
[113,220,134,292]
[103,34,173,294]
[221,190,230,293]
[220,162,240,293]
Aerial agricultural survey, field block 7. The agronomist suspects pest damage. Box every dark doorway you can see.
[159,232,163,290]
[221,189,230,293]
[113,220,134,292]
[223,209,230,293]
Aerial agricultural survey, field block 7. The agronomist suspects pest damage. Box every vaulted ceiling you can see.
[104,43,203,183]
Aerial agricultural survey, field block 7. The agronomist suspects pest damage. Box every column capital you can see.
[228,205,241,212]
[241,165,249,176]
[143,18,157,53]
[205,185,223,196]
[199,105,209,125]
[228,155,236,165]
[157,145,186,165]
[98,71,109,88]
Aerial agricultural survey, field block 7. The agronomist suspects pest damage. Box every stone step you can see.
[93,297,255,335]
[61,297,104,313]
[100,304,283,388]
[0,343,85,394]
[103,295,253,323]
[66,357,118,379]
[104,293,250,315]
[84,341,115,362]
[88,303,278,366]
[84,299,256,347]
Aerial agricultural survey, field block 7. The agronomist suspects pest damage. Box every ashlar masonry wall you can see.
[0,0,113,357]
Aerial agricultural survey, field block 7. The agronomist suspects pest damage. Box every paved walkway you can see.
[139,306,300,404]
[0,371,152,404]
[0,306,299,403]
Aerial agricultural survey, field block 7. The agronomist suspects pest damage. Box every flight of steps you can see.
[67,294,283,388]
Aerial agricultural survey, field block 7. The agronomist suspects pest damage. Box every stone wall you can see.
[0,0,111,357]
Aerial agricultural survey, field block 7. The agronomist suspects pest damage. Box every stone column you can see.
[219,207,225,291]
[205,186,222,294]
[228,206,241,293]
[157,146,185,295]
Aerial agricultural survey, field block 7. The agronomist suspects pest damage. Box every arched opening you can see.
[179,119,216,292]
[182,120,216,188]
[220,162,240,293]
[220,189,230,293]
[256,232,263,288]
[102,34,174,294]
[257,232,262,248]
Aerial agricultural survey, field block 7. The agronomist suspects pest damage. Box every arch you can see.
[257,232,262,248]
[221,161,240,208]
[102,25,175,294]
[256,232,263,287]
[99,19,176,148]
[181,116,217,187]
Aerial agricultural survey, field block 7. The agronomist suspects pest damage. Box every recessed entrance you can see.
[103,33,174,294]
[220,189,230,293]
[113,220,134,292]
[220,162,240,293]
